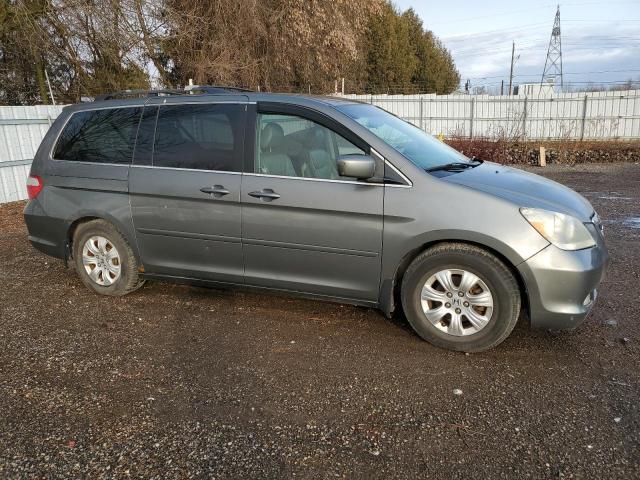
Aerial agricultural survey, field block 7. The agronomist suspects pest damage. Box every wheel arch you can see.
[380,237,530,322]
[65,213,142,266]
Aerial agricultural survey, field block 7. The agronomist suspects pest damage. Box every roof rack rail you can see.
[94,89,187,101]
[185,85,254,94]
[94,85,253,102]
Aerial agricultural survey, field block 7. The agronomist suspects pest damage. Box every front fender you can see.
[379,179,550,316]
[377,230,546,318]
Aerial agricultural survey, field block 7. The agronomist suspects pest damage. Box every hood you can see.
[442,162,594,221]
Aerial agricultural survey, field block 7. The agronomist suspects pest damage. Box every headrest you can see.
[260,123,285,151]
[307,127,327,149]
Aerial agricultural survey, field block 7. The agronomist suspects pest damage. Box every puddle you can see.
[584,191,634,201]
[607,217,640,231]
[597,196,632,201]
[623,217,640,229]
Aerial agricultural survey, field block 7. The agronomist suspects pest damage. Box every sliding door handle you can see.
[248,189,281,201]
[200,185,230,198]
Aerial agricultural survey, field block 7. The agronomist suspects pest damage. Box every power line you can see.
[361,79,639,88]
[430,1,639,25]
[450,37,640,53]
[452,42,640,58]
[470,79,640,88]
[442,23,549,40]
[563,19,640,22]
[560,0,639,5]
[434,7,560,25]
[466,69,640,81]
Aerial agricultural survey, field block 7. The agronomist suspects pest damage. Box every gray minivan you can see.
[24,88,608,352]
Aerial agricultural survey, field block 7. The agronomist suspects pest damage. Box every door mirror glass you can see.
[337,155,376,179]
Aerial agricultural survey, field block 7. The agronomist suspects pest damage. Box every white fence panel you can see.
[0,105,64,203]
[1,91,639,204]
[0,163,32,204]
[342,90,640,140]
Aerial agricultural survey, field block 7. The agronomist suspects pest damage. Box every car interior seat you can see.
[306,127,340,180]
[259,123,297,177]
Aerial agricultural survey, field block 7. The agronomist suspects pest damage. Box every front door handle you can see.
[248,189,281,201]
[200,185,230,198]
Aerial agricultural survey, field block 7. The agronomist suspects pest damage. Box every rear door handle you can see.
[200,185,230,198]
[248,189,281,201]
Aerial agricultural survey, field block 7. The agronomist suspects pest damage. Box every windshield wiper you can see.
[425,161,476,173]
[425,158,483,173]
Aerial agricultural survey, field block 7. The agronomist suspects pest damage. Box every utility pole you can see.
[508,41,515,95]
[44,68,56,106]
[542,5,563,88]
[501,80,504,96]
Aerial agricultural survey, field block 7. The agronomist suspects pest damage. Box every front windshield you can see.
[337,103,470,170]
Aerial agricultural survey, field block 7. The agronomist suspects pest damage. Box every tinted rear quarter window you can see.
[53,107,142,164]
[153,104,244,171]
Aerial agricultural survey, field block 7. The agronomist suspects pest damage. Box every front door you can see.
[241,108,384,301]
[129,100,247,283]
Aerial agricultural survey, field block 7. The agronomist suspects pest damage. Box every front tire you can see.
[401,243,521,352]
[72,219,144,296]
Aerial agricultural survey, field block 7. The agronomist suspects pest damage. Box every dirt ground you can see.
[0,163,638,479]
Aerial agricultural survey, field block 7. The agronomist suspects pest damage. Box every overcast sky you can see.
[393,0,640,92]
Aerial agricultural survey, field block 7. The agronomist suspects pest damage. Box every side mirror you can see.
[337,155,376,179]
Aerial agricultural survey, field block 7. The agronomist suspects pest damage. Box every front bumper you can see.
[518,240,609,330]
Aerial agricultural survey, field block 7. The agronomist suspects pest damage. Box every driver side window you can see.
[255,113,366,180]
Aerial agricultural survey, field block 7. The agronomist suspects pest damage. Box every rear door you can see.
[241,104,384,301]
[42,105,142,256]
[129,98,248,283]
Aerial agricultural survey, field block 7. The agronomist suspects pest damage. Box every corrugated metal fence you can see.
[0,105,64,203]
[1,91,639,203]
[342,89,640,141]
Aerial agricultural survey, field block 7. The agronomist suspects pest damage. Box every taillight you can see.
[26,175,43,199]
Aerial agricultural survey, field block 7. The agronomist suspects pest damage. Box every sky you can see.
[392,0,640,92]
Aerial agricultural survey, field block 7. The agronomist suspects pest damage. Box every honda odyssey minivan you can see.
[24,87,608,352]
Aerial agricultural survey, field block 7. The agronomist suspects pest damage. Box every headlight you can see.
[592,211,604,236]
[520,207,596,250]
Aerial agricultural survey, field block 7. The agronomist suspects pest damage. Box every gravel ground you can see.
[0,162,639,479]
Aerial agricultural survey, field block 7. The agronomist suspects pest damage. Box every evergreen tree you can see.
[364,6,460,94]
[365,3,417,93]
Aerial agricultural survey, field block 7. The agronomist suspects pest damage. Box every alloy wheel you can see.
[81,236,121,286]
[420,268,494,336]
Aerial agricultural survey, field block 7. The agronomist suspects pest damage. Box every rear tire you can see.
[401,243,521,352]
[72,219,144,296]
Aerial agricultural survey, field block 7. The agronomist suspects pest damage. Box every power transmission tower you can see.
[541,5,563,88]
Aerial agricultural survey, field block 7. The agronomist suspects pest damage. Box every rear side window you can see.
[53,107,142,164]
[153,104,244,171]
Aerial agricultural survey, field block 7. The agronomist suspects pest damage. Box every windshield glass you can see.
[337,103,470,170]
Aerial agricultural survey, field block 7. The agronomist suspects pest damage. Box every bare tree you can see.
[1,0,459,104]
